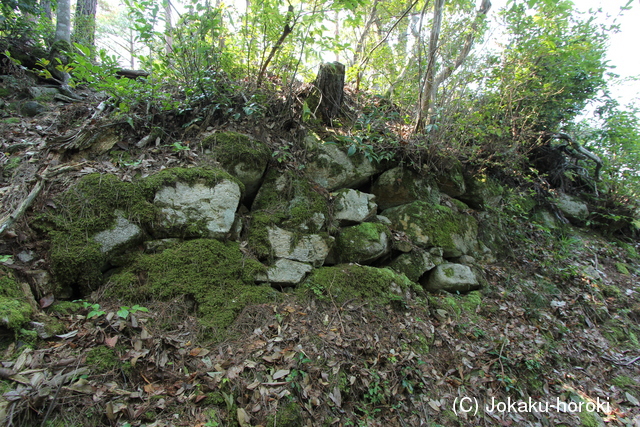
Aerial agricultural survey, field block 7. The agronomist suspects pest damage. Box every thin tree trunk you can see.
[256,5,295,87]
[415,0,445,133]
[427,0,491,123]
[164,0,173,55]
[55,0,72,44]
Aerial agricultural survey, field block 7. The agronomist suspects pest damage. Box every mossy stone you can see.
[44,168,240,295]
[335,222,390,264]
[0,268,33,330]
[106,239,274,335]
[382,201,478,257]
[200,131,269,196]
[299,264,420,306]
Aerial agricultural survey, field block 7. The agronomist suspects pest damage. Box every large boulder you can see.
[371,167,439,210]
[382,201,479,258]
[256,258,313,285]
[457,174,503,210]
[556,192,589,225]
[303,133,383,190]
[387,248,442,282]
[334,222,391,264]
[332,189,377,225]
[435,159,466,197]
[266,226,333,267]
[200,132,270,198]
[421,263,479,293]
[154,180,241,238]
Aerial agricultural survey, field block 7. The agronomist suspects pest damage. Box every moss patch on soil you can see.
[106,239,274,335]
[0,268,33,330]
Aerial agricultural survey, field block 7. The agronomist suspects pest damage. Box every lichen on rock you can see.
[382,201,479,257]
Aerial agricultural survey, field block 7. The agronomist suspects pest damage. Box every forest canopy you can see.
[1,0,639,198]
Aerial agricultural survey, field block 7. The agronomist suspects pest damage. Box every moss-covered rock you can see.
[371,167,440,210]
[303,134,383,190]
[200,131,270,197]
[0,267,33,330]
[44,173,155,294]
[331,188,377,224]
[44,168,241,295]
[106,239,274,334]
[421,263,480,293]
[251,169,328,233]
[382,201,479,257]
[334,222,391,264]
[435,158,466,197]
[387,248,440,282]
[299,264,420,305]
[458,174,503,210]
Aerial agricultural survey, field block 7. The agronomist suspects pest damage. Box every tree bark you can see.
[415,0,444,132]
[314,62,345,124]
[55,0,72,44]
[73,0,98,51]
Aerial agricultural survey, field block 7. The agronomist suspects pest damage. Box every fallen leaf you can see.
[104,336,118,348]
[237,408,251,427]
[627,392,640,406]
[39,294,54,308]
[273,369,290,380]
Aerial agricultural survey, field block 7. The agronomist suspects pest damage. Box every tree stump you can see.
[314,62,345,124]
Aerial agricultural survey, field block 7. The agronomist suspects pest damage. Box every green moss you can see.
[85,346,120,373]
[0,268,33,330]
[142,166,244,195]
[0,88,11,97]
[106,239,274,334]
[615,262,630,275]
[612,375,636,389]
[336,222,389,263]
[201,131,270,171]
[602,284,622,299]
[48,301,84,316]
[1,155,21,178]
[429,291,482,319]
[267,401,303,427]
[298,264,419,306]
[252,169,328,230]
[383,201,477,256]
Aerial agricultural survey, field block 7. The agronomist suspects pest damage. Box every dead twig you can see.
[0,162,87,236]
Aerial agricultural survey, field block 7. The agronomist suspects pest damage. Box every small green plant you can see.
[0,255,13,263]
[169,141,191,152]
[117,304,149,319]
[75,300,106,319]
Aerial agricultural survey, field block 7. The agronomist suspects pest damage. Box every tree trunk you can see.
[55,0,72,44]
[415,0,444,132]
[73,0,97,51]
[164,0,173,55]
[314,62,345,124]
